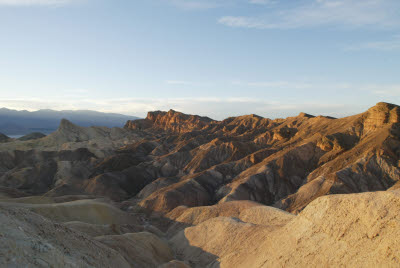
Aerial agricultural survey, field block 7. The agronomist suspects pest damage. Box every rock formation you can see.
[1,102,400,267]
[17,132,46,141]
[125,109,216,133]
[0,133,10,143]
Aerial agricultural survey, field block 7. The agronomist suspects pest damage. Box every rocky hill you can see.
[0,133,10,143]
[125,109,216,133]
[1,102,400,267]
[122,102,400,214]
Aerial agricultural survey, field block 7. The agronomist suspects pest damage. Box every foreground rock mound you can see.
[171,190,400,267]
[165,200,293,236]
[0,204,131,267]
[96,232,173,267]
[0,198,174,267]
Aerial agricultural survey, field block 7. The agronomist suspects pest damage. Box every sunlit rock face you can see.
[125,109,216,133]
[364,102,400,131]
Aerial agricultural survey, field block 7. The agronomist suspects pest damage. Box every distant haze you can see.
[0,108,139,135]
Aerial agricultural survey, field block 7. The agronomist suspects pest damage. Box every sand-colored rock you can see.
[364,102,400,131]
[6,199,140,225]
[171,190,400,267]
[95,232,174,267]
[158,260,191,268]
[166,200,264,235]
[0,204,130,268]
[64,221,164,238]
[238,205,295,226]
[170,217,271,267]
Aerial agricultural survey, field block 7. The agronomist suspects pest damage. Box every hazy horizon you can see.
[0,0,399,120]
[0,101,392,121]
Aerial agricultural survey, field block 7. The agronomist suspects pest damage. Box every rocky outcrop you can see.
[125,109,216,133]
[364,102,400,131]
[17,132,46,141]
[124,118,154,131]
[0,133,10,143]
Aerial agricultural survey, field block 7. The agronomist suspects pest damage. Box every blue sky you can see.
[0,0,399,119]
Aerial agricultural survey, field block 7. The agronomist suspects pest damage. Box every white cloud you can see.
[219,0,400,29]
[346,35,400,51]
[0,0,77,5]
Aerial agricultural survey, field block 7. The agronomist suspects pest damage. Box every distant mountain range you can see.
[0,108,140,135]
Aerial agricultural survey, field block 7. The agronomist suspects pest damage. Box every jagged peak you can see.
[298,112,315,118]
[146,109,215,122]
[241,114,263,119]
[127,109,216,133]
[146,109,181,117]
[373,102,399,110]
[315,115,336,120]
[58,119,80,131]
[363,102,400,131]
[0,132,10,142]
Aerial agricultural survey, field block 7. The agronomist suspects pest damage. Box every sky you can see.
[0,0,399,119]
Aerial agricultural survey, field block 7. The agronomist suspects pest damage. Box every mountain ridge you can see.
[0,108,140,135]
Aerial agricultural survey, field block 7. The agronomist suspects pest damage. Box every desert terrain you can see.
[1,102,400,267]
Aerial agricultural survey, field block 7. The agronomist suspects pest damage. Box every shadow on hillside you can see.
[140,212,220,267]
[0,193,221,268]
[174,235,220,268]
